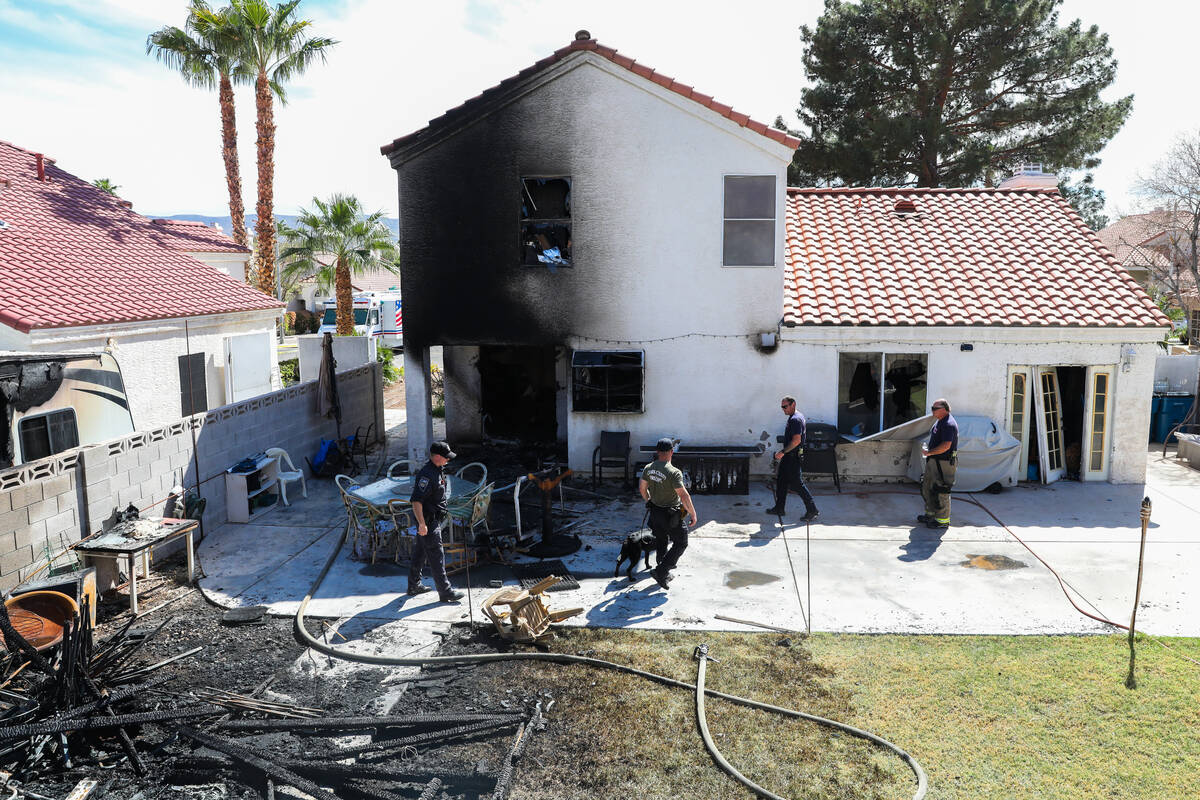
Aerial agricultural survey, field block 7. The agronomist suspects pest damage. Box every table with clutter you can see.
[74,517,198,615]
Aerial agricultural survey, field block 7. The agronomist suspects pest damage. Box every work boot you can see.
[406,584,432,597]
[926,519,949,530]
[652,567,671,591]
[801,509,820,522]
[764,506,785,516]
[916,514,932,524]
[439,590,465,603]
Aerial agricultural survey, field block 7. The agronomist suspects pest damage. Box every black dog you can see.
[615,531,657,580]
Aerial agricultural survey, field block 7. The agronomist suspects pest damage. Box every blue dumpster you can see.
[1159,395,1194,442]
[1149,396,1164,442]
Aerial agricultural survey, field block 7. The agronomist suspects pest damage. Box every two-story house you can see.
[382,32,1167,485]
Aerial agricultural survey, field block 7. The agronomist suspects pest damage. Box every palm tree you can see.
[147,2,250,248]
[278,195,399,336]
[223,0,336,299]
[91,178,121,196]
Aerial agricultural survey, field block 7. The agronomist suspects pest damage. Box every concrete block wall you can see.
[0,364,382,592]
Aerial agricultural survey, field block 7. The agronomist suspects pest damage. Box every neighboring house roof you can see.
[149,218,249,254]
[381,31,800,157]
[783,187,1169,328]
[1095,212,1177,269]
[0,140,279,334]
[351,269,402,293]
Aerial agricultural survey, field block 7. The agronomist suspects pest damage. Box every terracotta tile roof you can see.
[350,268,402,293]
[783,188,1170,328]
[0,140,279,334]
[149,218,249,254]
[381,31,799,157]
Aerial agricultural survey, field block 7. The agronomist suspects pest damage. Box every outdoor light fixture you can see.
[1121,345,1137,373]
[960,343,974,351]
[760,332,777,348]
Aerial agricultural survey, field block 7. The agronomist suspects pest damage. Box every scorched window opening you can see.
[837,352,928,437]
[520,176,572,268]
[18,408,79,463]
[571,350,644,413]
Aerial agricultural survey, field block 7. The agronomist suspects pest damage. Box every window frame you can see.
[17,408,80,463]
[836,351,929,436]
[721,174,777,268]
[570,350,645,414]
[520,175,572,268]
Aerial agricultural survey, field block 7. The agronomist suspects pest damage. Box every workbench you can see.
[75,517,198,615]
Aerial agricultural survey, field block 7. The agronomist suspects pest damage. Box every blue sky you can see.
[1,0,1196,220]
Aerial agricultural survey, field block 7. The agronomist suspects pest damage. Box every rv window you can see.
[322,308,336,325]
[369,309,379,325]
[321,308,370,326]
[19,409,79,463]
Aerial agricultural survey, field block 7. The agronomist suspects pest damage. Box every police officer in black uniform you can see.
[407,441,465,603]
[766,396,819,521]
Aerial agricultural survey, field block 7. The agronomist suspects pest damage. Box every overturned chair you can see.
[481,576,582,643]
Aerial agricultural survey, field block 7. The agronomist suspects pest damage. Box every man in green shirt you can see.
[639,438,699,590]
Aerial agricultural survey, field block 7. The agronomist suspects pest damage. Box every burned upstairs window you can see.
[521,177,571,267]
[572,351,644,413]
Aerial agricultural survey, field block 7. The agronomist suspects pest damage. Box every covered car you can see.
[853,413,1021,491]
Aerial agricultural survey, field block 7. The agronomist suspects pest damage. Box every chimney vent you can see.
[575,29,591,41]
[35,153,45,182]
[893,199,918,215]
[119,200,133,209]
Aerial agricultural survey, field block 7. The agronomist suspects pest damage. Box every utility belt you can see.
[930,454,957,493]
[647,502,687,524]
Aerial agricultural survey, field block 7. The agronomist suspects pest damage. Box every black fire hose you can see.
[293,525,928,799]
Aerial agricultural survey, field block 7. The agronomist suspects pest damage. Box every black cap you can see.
[655,437,675,453]
[430,441,456,459]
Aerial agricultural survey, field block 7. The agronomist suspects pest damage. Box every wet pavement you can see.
[196,438,1200,640]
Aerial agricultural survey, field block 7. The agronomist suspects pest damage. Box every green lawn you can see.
[496,630,1200,800]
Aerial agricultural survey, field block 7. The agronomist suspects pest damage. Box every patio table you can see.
[75,517,197,615]
[349,475,481,509]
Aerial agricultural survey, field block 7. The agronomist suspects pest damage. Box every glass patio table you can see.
[349,475,481,509]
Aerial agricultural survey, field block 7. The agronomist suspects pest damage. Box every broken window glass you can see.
[723,175,775,266]
[571,350,643,413]
[521,177,572,267]
[837,352,928,435]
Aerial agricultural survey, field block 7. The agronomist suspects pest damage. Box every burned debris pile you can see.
[0,593,546,800]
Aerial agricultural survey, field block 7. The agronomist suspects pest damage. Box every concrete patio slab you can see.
[196,446,1200,637]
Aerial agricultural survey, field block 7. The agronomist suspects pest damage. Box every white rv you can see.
[1,352,136,470]
[316,291,403,348]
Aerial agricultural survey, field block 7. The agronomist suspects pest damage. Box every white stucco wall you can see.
[20,311,280,431]
[190,251,251,283]
[565,326,1162,484]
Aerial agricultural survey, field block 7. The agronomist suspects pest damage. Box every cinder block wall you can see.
[0,364,382,592]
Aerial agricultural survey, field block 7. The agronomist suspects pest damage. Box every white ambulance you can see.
[316,291,403,348]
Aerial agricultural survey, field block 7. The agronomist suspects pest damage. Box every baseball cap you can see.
[430,441,456,459]
[655,437,676,453]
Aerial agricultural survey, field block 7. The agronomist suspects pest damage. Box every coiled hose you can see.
[293,525,928,800]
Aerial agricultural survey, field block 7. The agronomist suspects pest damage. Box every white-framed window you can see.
[722,175,776,266]
[571,351,644,413]
[18,408,79,463]
[1190,308,1200,343]
[837,352,928,436]
[520,176,571,267]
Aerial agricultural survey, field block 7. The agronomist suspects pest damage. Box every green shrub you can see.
[432,403,445,418]
[377,345,401,383]
[279,358,299,386]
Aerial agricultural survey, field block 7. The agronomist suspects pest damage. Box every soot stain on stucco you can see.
[396,118,596,349]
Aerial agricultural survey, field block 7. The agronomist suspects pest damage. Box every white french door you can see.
[1007,366,1032,482]
[1082,367,1114,481]
[1033,367,1066,484]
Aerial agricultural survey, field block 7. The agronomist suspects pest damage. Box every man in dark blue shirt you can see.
[766,396,819,521]
[407,441,464,602]
[918,398,959,530]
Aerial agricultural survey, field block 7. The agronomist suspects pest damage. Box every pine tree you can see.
[788,0,1131,188]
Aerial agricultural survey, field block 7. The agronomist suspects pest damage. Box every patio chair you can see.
[381,500,416,564]
[592,431,631,488]
[335,474,390,563]
[265,447,307,506]
[349,423,376,472]
[387,459,412,478]
[448,482,493,545]
[455,461,488,485]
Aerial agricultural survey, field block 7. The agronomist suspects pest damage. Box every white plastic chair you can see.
[455,461,488,486]
[266,447,307,506]
[387,459,412,479]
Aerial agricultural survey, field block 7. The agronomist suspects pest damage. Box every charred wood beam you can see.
[177,726,340,800]
[216,711,522,733]
[328,717,524,759]
[0,706,218,739]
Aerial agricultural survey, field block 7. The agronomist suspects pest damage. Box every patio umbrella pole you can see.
[1124,497,1152,690]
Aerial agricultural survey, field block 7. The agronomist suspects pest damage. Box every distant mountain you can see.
[151,213,400,239]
